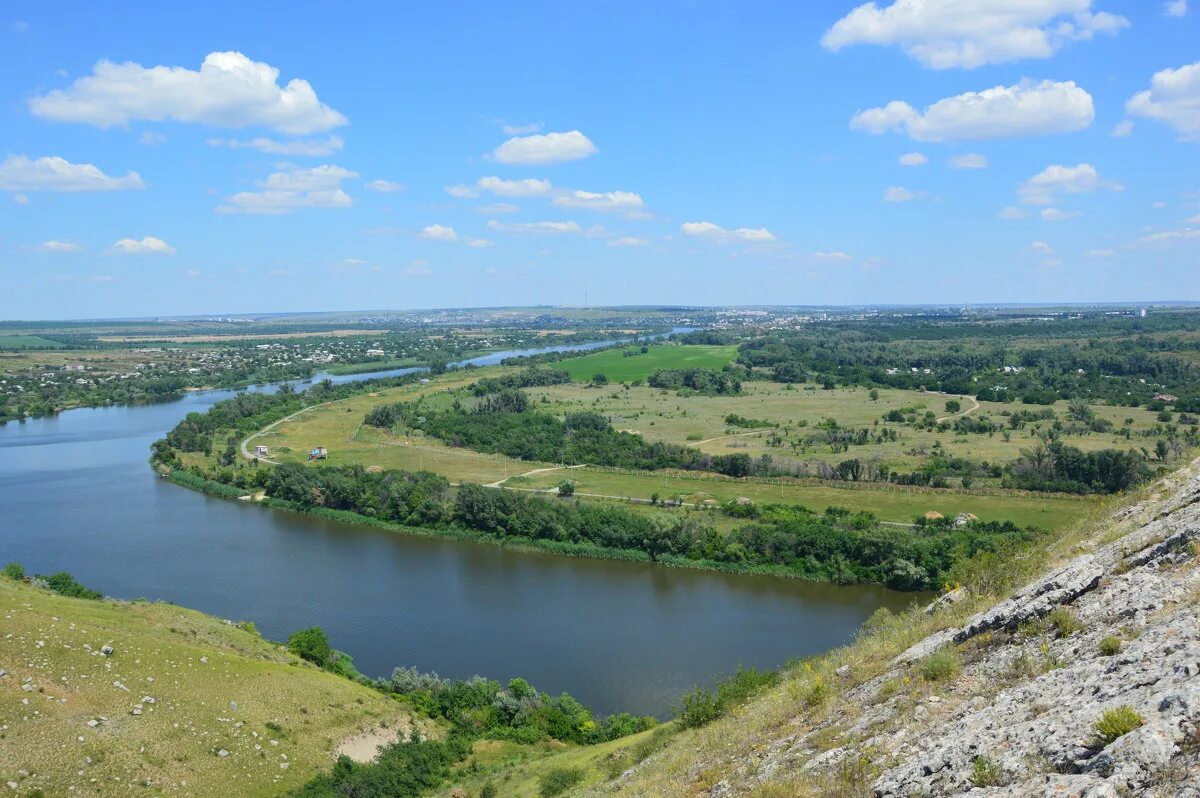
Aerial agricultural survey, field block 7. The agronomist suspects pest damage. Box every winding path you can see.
[934,394,980,424]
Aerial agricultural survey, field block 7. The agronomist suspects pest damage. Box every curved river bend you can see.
[0,339,917,716]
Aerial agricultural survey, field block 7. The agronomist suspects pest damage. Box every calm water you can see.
[0,340,918,716]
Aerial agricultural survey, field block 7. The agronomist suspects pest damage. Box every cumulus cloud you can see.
[207,135,343,156]
[366,179,402,192]
[552,189,646,216]
[1087,248,1117,257]
[883,186,921,202]
[822,0,1128,69]
[680,221,776,243]
[1029,240,1055,255]
[1041,207,1084,221]
[476,202,520,215]
[38,240,83,252]
[1111,119,1134,137]
[217,164,357,214]
[949,153,988,169]
[110,236,175,255]
[29,51,346,134]
[1139,228,1200,245]
[1126,61,1200,141]
[812,251,854,261]
[492,130,596,165]
[478,176,553,197]
[420,224,458,242]
[466,238,494,248]
[999,206,1030,220]
[898,152,928,166]
[852,81,1094,141]
[0,155,144,192]
[1018,163,1122,205]
[1165,0,1188,17]
[608,236,649,247]
[486,220,585,235]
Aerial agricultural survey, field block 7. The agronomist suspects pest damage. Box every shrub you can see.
[920,649,961,682]
[4,561,25,581]
[557,479,575,497]
[1047,607,1081,638]
[1097,636,1122,656]
[675,686,722,729]
[538,766,586,797]
[39,572,102,600]
[479,782,497,798]
[287,626,332,666]
[1094,706,1144,746]
[969,756,1002,787]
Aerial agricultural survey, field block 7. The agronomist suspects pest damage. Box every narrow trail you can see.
[934,394,980,424]
[239,402,335,465]
[685,429,769,447]
[485,463,586,488]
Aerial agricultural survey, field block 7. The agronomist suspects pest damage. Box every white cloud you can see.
[139,131,167,145]
[1029,240,1055,255]
[445,184,479,199]
[89,274,115,283]
[812,251,853,261]
[0,155,144,192]
[1018,163,1121,205]
[1041,207,1083,221]
[466,238,494,248]
[949,153,988,169]
[552,189,645,215]
[420,224,458,242]
[486,220,585,235]
[1126,61,1200,141]
[477,176,553,197]
[680,221,776,243]
[1190,213,1200,224]
[38,240,83,252]
[366,179,402,192]
[207,135,343,156]
[477,202,520,215]
[110,236,175,255]
[404,260,432,276]
[1087,248,1117,257]
[30,51,346,134]
[608,236,649,247]
[883,186,920,202]
[492,130,596,165]
[999,206,1029,220]
[898,152,928,166]
[822,0,1128,69]
[217,164,356,214]
[1139,228,1200,245]
[1165,0,1188,17]
[852,80,1094,141]
[12,194,29,205]
[1111,119,1134,137]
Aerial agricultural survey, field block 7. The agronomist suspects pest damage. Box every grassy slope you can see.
[0,579,423,798]
[548,345,737,382]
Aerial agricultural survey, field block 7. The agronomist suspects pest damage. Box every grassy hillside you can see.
[0,577,423,797]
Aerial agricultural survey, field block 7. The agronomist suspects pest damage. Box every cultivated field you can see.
[0,578,424,797]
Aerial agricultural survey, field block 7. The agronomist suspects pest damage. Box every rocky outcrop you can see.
[763,468,1200,797]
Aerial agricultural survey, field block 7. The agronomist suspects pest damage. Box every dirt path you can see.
[935,394,980,424]
[486,463,586,488]
[239,403,334,465]
[686,429,769,448]
[335,719,412,763]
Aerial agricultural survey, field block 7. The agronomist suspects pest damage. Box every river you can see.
[0,337,919,716]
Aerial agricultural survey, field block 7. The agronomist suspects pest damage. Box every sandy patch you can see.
[335,720,409,763]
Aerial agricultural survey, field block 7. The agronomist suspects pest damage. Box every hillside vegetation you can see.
[0,576,421,797]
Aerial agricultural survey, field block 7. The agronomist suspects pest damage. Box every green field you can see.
[0,334,64,349]
[549,344,737,382]
[0,577,424,797]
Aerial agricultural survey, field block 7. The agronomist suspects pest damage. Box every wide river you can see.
[0,338,918,716]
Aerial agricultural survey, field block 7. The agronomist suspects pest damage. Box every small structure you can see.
[308,446,328,460]
[1155,393,1178,403]
[254,445,269,457]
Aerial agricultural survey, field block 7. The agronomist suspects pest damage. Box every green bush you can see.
[1047,607,1081,638]
[479,782,497,798]
[538,766,586,797]
[1094,706,1143,746]
[676,667,777,729]
[287,626,332,666]
[969,756,1002,787]
[920,649,961,682]
[1097,636,1122,656]
[4,561,25,581]
[39,572,102,600]
[676,686,722,729]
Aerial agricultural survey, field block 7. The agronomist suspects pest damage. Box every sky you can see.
[1,0,1198,319]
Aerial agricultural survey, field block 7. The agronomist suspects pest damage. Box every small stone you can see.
[217,749,229,758]
[87,719,99,728]
[100,645,113,657]
[230,701,238,710]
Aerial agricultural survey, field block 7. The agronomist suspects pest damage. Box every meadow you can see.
[548,344,737,382]
[0,334,64,349]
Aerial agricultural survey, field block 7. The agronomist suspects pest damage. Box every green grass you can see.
[0,334,63,349]
[549,344,737,382]
[0,577,423,797]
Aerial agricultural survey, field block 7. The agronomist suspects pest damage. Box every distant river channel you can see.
[0,333,919,716]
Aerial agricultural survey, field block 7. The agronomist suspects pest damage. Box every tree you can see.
[4,561,25,581]
[288,626,332,666]
[944,399,962,414]
[590,373,609,386]
[557,479,575,497]
[868,389,879,401]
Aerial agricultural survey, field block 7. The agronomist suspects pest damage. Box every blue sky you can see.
[1,1,1198,319]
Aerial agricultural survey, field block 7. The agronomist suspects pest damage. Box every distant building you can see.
[1155,394,1178,403]
[254,445,269,457]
